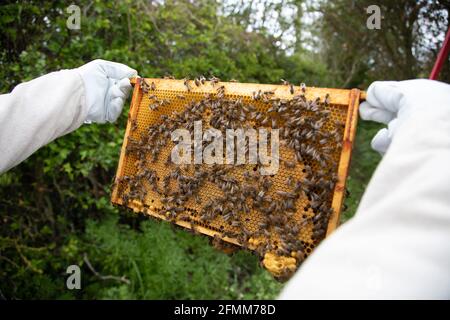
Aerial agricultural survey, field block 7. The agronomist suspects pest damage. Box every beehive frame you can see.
[111,77,361,277]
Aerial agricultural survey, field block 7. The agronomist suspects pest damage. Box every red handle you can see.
[429,27,450,80]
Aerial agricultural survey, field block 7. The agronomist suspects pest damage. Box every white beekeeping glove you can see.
[77,59,138,123]
[359,79,450,155]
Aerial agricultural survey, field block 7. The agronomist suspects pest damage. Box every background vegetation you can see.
[0,0,448,299]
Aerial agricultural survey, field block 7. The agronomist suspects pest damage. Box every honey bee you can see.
[149,103,159,111]
[283,159,296,169]
[183,78,192,92]
[217,85,225,99]
[258,221,268,230]
[130,119,138,131]
[140,78,150,93]
[291,250,305,261]
[189,220,200,235]
[121,192,131,205]
[286,176,294,187]
[312,229,325,240]
[252,90,262,100]
[254,112,263,121]
[335,120,345,128]
[300,83,306,93]
[261,116,269,125]
[276,191,297,199]
[324,93,330,105]
[177,213,191,222]
[231,220,241,227]
[261,177,273,190]
[209,76,220,86]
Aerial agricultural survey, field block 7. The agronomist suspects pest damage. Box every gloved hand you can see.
[77,59,138,123]
[359,79,450,155]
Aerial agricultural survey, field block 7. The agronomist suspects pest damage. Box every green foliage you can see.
[81,217,281,299]
[317,0,450,87]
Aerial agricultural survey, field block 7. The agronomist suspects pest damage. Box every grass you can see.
[82,216,283,299]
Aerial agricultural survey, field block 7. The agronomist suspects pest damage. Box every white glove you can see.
[359,79,450,155]
[77,59,137,123]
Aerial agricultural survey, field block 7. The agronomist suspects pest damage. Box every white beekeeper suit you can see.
[0,59,137,173]
[1,60,449,299]
[280,79,450,299]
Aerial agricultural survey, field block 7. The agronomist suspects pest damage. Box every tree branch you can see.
[83,253,131,285]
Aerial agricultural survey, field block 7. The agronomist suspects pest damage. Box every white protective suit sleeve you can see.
[0,60,137,174]
[279,79,450,299]
[0,70,87,173]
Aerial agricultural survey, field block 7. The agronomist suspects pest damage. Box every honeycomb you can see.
[111,78,361,279]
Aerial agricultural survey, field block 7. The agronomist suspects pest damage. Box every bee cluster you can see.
[114,77,345,278]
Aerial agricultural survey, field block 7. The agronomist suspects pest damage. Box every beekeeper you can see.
[1,60,449,299]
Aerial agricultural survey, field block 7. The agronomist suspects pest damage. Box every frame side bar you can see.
[326,88,360,236]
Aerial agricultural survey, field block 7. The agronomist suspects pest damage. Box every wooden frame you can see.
[112,78,362,246]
